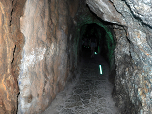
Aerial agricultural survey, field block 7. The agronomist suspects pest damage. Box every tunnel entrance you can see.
[80,23,108,58]
[79,21,116,79]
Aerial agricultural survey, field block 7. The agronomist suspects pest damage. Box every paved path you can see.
[42,49,120,114]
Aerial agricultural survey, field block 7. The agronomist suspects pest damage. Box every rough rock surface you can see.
[125,0,152,26]
[0,0,26,113]
[18,0,80,113]
[87,0,152,113]
[86,0,126,25]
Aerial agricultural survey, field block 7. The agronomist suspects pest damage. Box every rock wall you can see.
[0,0,26,113]
[87,0,152,113]
[18,0,80,113]
[113,25,141,113]
[0,0,79,113]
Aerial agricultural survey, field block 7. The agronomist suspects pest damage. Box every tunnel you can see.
[80,23,106,55]
[0,0,152,114]
[79,23,115,63]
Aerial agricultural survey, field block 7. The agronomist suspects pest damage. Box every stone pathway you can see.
[42,50,120,114]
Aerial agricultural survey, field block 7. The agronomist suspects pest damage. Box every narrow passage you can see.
[42,49,119,114]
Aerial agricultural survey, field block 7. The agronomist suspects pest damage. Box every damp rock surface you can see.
[42,53,120,114]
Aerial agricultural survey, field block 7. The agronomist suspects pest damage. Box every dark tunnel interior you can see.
[79,22,115,70]
[80,23,106,56]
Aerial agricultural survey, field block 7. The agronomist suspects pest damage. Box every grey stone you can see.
[42,55,119,114]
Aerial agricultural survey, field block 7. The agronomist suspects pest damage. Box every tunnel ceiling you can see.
[80,23,106,39]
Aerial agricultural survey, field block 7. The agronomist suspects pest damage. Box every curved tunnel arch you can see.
[76,20,116,70]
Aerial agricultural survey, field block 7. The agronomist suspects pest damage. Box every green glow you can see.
[95,52,97,54]
[77,16,115,70]
[99,65,102,74]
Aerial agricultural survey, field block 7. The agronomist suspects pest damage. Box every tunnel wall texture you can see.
[87,0,152,113]
[0,0,79,113]
[18,0,80,113]
[103,28,115,71]
[0,0,26,113]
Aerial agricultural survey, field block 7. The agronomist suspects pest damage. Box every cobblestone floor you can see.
[42,49,120,114]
